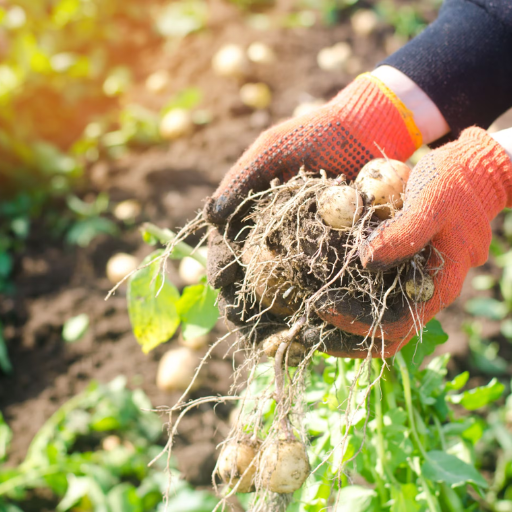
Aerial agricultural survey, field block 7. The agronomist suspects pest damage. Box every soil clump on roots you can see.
[155,163,437,511]
[218,166,430,358]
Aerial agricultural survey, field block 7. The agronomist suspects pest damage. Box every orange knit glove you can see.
[204,73,422,226]
[318,127,512,358]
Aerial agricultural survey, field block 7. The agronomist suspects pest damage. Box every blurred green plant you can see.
[234,321,504,511]
[0,0,189,285]
[375,1,428,38]
[0,376,218,511]
[65,192,118,247]
[0,0,171,371]
[462,208,512,375]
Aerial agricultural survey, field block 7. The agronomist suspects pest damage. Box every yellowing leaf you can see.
[127,251,180,353]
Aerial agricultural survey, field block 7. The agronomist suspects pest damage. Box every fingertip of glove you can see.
[206,229,241,289]
[359,225,396,271]
[203,196,227,226]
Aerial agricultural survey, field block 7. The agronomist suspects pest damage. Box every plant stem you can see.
[418,470,442,512]
[372,360,397,506]
[274,317,306,436]
[141,222,207,267]
[382,364,397,409]
[440,483,465,512]
[372,360,398,486]
[398,353,443,512]
[396,352,427,458]
[433,415,446,451]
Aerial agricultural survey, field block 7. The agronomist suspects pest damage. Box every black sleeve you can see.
[380,0,512,143]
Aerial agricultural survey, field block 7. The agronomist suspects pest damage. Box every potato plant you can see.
[124,222,507,512]
[235,320,503,511]
[0,377,218,512]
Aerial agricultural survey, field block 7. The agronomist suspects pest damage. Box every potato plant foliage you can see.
[0,377,218,512]
[125,225,512,512]
[232,320,505,511]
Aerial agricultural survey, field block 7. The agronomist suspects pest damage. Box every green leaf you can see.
[501,319,512,339]
[0,253,12,278]
[335,486,379,512]
[62,313,89,343]
[462,419,485,445]
[445,371,469,391]
[155,3,207,38]
[471,275,495,291]
[57,475,107,511]
[0,325,12,374]
[103,67,132,97]
[465,297,508,321]
[165,486,218,512]
[400,319,448,372]
[0,412,12,462]
[390,483,421,512]
[141,229,158,246]
[127,251,180,353]
[448,378,504,410]
[422,451,488,488]
[501,265,512,304]
[66,217,118,247]
[162,87,202,114]
[177,284,218,340]
[107,483,142,512]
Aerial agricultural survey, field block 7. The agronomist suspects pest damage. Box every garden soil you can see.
[1,0,511,492]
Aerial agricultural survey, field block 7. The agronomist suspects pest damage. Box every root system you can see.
[144,165,441,511]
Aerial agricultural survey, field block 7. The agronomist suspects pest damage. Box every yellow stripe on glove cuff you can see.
[357,72,423,150]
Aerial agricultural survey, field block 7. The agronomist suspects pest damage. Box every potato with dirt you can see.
[217,438,259,493]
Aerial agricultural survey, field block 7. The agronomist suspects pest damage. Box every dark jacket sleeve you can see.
[381,0,512,143]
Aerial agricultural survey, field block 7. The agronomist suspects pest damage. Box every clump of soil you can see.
[218,168,431,358]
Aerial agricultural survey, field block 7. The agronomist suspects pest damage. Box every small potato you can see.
[145,70,170,93]
[240,83,272,110]
[113,199,141,221]
[241,243,298,318]
[159,109,193,140]
[262,331,307,367]
[355,158,410,220]
[212,44,248,78]
[247,42,275,64]
[178,247,208,285]
[317,42,352,71]
[405,273,435,302]
[259,439,310,494]
[218,440,258,493]
[106,253,138,284]
[156,347,202,392]
[317,185,363,229]
[351,9,378,36]
[102,435,121,452]
[179,333,209,350]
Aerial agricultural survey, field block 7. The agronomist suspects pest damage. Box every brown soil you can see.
[0,0,507,490]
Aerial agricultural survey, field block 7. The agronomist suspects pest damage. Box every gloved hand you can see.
[204,73,422,227]
[318,127,512,358]
[206,73,423,299]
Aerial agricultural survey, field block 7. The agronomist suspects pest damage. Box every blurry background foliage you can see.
[0,0,440,285]
[0,377,218,511]
[0,0,438,366]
